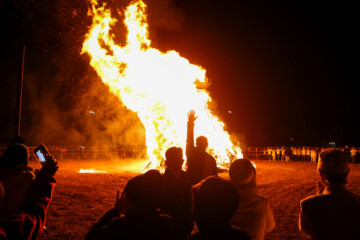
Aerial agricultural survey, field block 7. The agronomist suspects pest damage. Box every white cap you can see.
[229,159,256,185]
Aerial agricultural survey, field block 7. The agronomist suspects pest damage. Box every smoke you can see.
[1,0,196,149]
[0,1,147,147]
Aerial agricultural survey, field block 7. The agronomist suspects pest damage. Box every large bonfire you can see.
[82,0,242,169]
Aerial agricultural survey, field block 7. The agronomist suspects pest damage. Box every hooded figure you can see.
[229,159,275,240]
[0,144,35,218]
[299,149,360,240]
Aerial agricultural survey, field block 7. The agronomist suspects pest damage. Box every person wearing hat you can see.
[0,155,58,239]
[85,170,175,240]
[0,144,35,218]
[229,159,275,240]
[298,149,360,239]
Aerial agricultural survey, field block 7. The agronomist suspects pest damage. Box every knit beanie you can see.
[0,144,29,167]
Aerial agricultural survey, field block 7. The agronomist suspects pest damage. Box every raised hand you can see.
[188,110,198,124]
[41,156,58,176]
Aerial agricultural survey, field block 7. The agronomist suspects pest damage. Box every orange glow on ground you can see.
[79,169,107,173]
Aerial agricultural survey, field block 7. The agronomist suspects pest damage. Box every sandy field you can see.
[27,158,360,240]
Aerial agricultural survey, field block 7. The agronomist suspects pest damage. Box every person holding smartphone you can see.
[0,143,35,218]
[0,151,58,240]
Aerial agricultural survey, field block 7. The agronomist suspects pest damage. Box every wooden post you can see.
[15,45,26,138]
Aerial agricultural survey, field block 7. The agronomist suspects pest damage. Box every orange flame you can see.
[82,0,242,169]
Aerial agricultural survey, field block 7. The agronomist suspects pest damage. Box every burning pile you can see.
[82,0,242,168]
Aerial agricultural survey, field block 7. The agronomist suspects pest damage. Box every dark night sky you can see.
[0,0,358,147]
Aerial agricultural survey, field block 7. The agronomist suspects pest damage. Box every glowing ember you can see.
[82,0,242,168]
[79,169,107,173]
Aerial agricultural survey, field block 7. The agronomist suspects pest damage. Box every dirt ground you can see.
[27,158,360,240]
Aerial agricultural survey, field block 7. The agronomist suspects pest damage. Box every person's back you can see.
[187,147,217,184]
[162,147,193,239]
[186,110,217,185]
[299,149,360,240]
[230,159,275,240]
[91,208,173,240]
[0,144,35,218]
[0,168,34,218]
[232,194,274,240]
[300,187,360,240]
[0,155,58,240]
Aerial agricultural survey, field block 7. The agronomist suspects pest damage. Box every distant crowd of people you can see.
[0,111,359,239]
[244,146,360,163]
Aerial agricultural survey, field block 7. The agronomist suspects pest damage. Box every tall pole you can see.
[15,45,25,139]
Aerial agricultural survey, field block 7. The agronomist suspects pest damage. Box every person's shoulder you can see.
[205,152,216,161]
[14,170,35,182]
[343,190,360,205]
[22,169,35,179]
[156,212,174,227]
[228,228,251,239]
[300,193,334,211]
[189,232,201,240]
[301,193,322,202]
[107,214,129,229]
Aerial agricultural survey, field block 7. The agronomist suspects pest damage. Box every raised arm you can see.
[186,110,197,158]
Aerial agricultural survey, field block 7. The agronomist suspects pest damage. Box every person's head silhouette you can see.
[196,136,208,151]
[165,147,184,176]
[192,176,238,232]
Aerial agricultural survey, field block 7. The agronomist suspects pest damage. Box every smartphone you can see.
[34,144,50,165]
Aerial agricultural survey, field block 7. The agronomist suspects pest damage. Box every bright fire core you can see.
[82,0,242,168]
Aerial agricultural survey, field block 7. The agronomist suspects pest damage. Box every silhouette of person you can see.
[0,155,58,239]
[85,170,174,240]
[0,144,35,218]
[299,149,360,239]
[186,110,217,185]
[190,176,250,240]
[229,159,275,240]
[161,147,193,240]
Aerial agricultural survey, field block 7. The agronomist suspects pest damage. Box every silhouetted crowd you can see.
[1,111,360,239]
[245,146,360,163]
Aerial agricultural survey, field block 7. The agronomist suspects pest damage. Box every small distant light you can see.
[290,138,294,141]
[89,110,96,114]
[80,146,85,149]
[228,111,232,114]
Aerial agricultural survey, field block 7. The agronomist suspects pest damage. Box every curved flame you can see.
[82,0,242,169]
